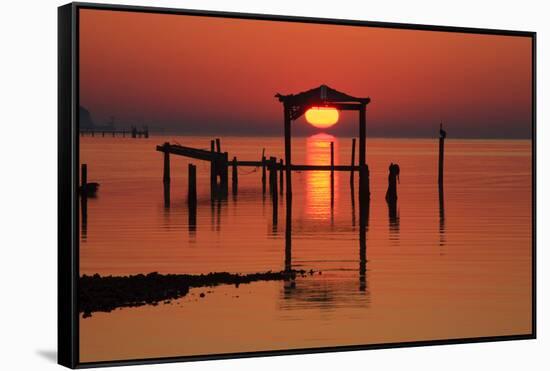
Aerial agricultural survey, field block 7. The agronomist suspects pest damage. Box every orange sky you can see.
[79,8,532,138]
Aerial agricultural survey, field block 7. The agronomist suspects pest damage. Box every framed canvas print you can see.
[58,2,536,368]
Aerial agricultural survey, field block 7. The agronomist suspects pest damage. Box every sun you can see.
[305,107,339,129]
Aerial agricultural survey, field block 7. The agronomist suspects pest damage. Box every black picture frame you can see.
[58,2,537,368]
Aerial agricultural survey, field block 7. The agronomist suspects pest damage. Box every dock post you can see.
[216,138,221,153]
[81,163,88,190]
[162,142,170,185]
[220,152,229,196]
[269,157,277,195]
[358,104,370,201]
[279,159,284,195]
[438,123,446,190]
[284,104,292,198]
[210,140,217,198]
[261,151,267,194]
[188,164,197,208]
[350,138,356,185]
[232,156,238,194]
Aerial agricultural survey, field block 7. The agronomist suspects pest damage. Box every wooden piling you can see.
[162,143,170,185]
[438,123,445,190]
[269,157,277,195]
[210,140,216,197]
[188,164,197,207]
[350,138,356,185]
[216,138,221,153]
[232,156,238,193]
[261,151,267,194]
[220,152,229,195]
[279,159,284,195]
[358,105,370,200]
[81,164,87,189]
[284,105,292,198]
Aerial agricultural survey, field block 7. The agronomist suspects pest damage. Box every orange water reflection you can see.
[305,134,339,221]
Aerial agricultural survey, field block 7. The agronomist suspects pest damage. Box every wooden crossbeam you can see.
[156,144,223,162]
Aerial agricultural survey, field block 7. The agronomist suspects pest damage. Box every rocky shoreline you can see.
[79,270,313,317]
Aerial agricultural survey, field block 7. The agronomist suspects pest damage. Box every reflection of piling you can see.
[285,195,292,274]
[359,192,369,291]
[330,141,335,202]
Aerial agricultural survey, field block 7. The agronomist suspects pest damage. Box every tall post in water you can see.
[162,143,171,185]
[210,140,216,199]
[232,156,238,194]
[350,138,356,185]
[216,138,221,153]
[438,122,446,191]
[279,159,284,195]
[330,141,335,208]
[284,104,292,199]
[81,163,88,190]
[188,164,197,207]
[358,104,369,201]
[269,157,277,195]
[220,152,229,196]
[262,148,266,193]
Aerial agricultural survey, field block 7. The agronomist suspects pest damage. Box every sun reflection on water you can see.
[306,133,338,220]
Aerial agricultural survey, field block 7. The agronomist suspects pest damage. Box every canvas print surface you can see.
[77,8,533,363]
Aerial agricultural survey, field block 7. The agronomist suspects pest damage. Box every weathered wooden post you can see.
[438,123,446,190]
[81,163,88,190]
[284,104,292,198]
[220,152,229,196]
[358,104,370,201]
[269,157,277,195]
[232,156,238,194]
[350,138,356,185]
[279,159,284,195]
[271,158,278,227]
[262,148,266,193]
[162,142,170,185]
[210,140,216,198]
[385,163,400,203]
[216,138,221,153]
[188,164,197,207]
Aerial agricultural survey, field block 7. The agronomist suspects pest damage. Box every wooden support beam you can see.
[279,159,284,195]
[220,152,229,195]
[284,105,292,198]
[438,127,445,190]
[350,138,356,185]
[358,104,370,201]
[216,138,221,153]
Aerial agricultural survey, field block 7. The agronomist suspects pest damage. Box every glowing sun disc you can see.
[305,107,339,129]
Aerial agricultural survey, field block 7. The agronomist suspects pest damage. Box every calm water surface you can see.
[79,135,532,362]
